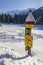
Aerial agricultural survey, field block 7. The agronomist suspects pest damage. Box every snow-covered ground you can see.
[0,24,43,65]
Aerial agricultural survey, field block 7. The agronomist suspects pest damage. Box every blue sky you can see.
[0,0,43,12]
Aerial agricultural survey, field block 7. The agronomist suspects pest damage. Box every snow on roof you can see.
[26,11,35,22]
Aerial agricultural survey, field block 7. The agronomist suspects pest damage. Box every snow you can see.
[0,24,43,65]
[26,11,35,22]
[5,8,35,15]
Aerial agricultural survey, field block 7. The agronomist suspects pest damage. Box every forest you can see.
[0,7,43,24]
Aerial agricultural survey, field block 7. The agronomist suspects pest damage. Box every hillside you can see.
[4,6,43,24]
[0,7,43,24]
[6,8,35,15]
[33,7,43,24]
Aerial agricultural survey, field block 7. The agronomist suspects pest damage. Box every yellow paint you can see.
[25,29,29,34]
[25,28,31,35]
[25,39,32,47]
[25,35,33,40]
[26,24,34,28]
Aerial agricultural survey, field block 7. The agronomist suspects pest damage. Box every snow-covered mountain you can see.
[6,10,21,15]
[39,6,43,10]
[6,8,35,15]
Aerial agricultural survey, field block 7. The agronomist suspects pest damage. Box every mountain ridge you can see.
[6,8,35,15]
